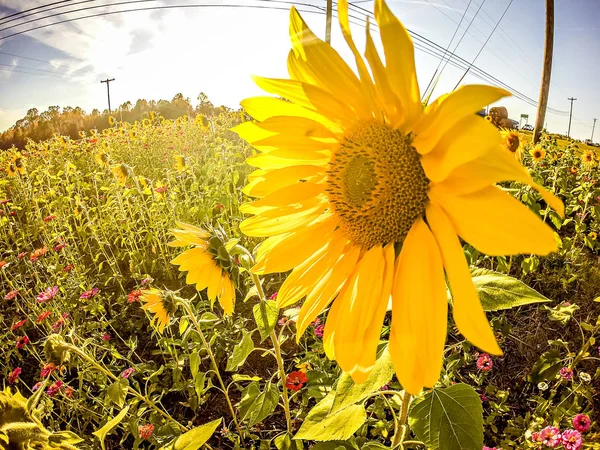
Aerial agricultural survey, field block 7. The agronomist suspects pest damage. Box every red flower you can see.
[37,286,59,302]
[17,252,28,259]
[62,263,74,272]
[4,289,19,300]
[10,319,27,331]
[8,367,21,385]
[32,382,43,392]
[53,243,66,252]
[16,336,30,349]
[127,289,142,303]
[101,333,111,341]
[52,317,66,331]
[40,363,56,378]
[285,371,308,391]
[0,261,7,269]
[0,199,9,205]
[155,186,167,194]
[139,423,154,440]
[476,353,493,372]
[121,368,135,379]
[46,380,63,397]
[80,287,99,299]
[64,386,75,398]
[30,247,49,261]
[9,211,17,217]
[36,311,52,323]
[573,414,591,433]
[43,215,56,222]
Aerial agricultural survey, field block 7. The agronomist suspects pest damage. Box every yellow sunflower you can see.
[174,155,187,173]
[500,129,523,160]
[6,162,17,177]
[95,151,110,167]
[195,114,210,130]
[11,153,26,175]
[112,163,131,185]
[234,0,564,394]
[108,116,116,126]
[530,146,546,162]
[589,231,597,240]
[581,150,596,167]
[168,222,236,315]
[140,289,176,333]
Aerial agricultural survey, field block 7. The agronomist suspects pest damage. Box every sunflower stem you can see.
[392,390,412,448]
[64,344,187,431]
[177,299,241,434]
[251,272,293,434]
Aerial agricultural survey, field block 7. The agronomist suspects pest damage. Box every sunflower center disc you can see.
[327,122,429,249]
[505,134,519,153]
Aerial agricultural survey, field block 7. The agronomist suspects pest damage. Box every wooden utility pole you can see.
[100,78,115,113]
[533,0,554,144]
[325,0,332,44]
[591,118,597,142]
[567,97,577,138]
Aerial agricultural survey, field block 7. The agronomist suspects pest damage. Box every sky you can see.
[0,0,599,141]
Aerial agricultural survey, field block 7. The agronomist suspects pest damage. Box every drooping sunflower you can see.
[530,146,546,162]
[581,150,596,167]
[174,155,188,173]
[95,151,110,167]
[234,0,564,394]
[195,114,210,130]
[168,222,236,315]
[140,289,176,333]
[500,129,523,160]
[112,163,131,185]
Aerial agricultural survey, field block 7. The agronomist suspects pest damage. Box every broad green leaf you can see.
[331,346,393,413]
[408,383,483,450]
[226,330,254,371]
[274,432,304,450]
[253,300,279,342]
[190,350,200,380]
[92,405,130,450]
[194,372,210,398]
[312,442,358,450]
[198,312,219,323]
[48,431,84,445]
[172,418,222,450]
[527,348,562,384]
[294,391,366,441]
[244,285,259,303]
[179,317,190,335]
[231,374,262,382]
[107,378,128,408]
[238,381,279,427]
[469,268,550,311]
[543,303,580,325]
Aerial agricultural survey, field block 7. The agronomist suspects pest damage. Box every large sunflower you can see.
[140,289,176,333]
[234,0,564,394]
[168,222,236,315]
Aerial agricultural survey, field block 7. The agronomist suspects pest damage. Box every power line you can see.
[0,66,70,79]
[0,61,71,76]
[2,0,571,115]
[0,50,59,65]
[453,0,515,90]
[0,0,75,24]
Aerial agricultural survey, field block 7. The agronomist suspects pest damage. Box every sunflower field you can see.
[1,1,600,449]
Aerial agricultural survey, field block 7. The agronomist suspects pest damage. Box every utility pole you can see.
[100,78,115,113]
[325,0,332,44]
[567,97,577,138]
[592,118,597,142]
[533,0,554,144]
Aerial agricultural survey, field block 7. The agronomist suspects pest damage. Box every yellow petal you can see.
[374,0,421,128]
[252,215,337,275]
[430,185,558,256]
[240,182,325,215]
[296,243,361,337]
[426,202,502,355]
[437,147,565,217]
[171,247,213,270]
[206,264,224,304]
[389,218,447,394]
[244,166,325,198]
[218,277,235,315]
[421,115,501,183]
[276,231,348,308]
[413,85,510,154]
[240,201,328,237]
[333,245,389,381]
[246,150,330,169]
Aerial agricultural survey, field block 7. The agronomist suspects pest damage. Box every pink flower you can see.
[314,324,325,339]
[32,382,43,392]
[10,319,27,331]
[278,317,288,326]
[311,317,321,327]
[46,380,63,397]
[540,426,562,448]
[64,386,75,398]
[141,277,153,286]
[53,243,66,252]
[16,336,30,349]
[561,429,583,450]
[80,287,99,299]
[36,311,52,323]
[43,215,56,222]
[121,368,135,379]
[8,367,21,385]
[101,333,111,341]
[483,447,500,450]
[4,289,19,300]
[572,414,591,433]
[560,367,574,380]
[531,432,540,442]
[127,289,142,303]
[17,251,28,259]
[37,286,59,303]
[40,363,56,378]
[476,353,493,372]
[269,292,278,300]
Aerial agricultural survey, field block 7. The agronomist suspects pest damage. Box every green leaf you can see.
[294,391,366,441]
[231,374,262,382]
[92,405,130,450]
[408,383,483,450]
[226,330,254,371]
[190,350,200,380]
[48,431,84,445]
[244,285,259,303]
[238,381,279,427]
[527,348,562,384]
[172,418,222,450]
[253,300,279,342]
[543,303,580,325]
[107,378,129,408]
[274,432,304,450]
[179,317,190,335]
[311,442,357,450]
[469,268,550,311]
[195,372,210,398]
[198,312,219,323]
[331,346,393,413]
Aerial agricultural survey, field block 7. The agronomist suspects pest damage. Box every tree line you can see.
[0,92,221,150]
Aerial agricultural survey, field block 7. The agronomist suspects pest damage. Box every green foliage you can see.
[92,406,130,450]
[409,384,483,450]
[168,418,221,450]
